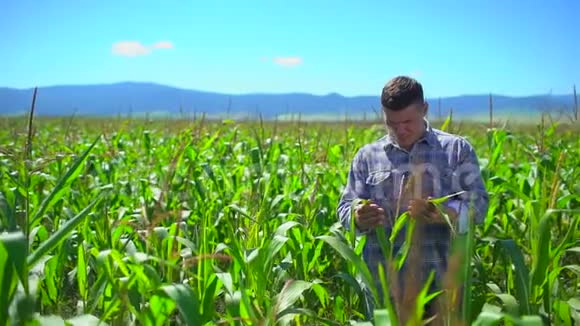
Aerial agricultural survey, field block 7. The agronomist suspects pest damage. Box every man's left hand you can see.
[408,198,458,224]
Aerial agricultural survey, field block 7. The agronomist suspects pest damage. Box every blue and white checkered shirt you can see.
[337,120,489,301]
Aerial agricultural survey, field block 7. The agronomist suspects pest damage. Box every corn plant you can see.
[0,115,578,325]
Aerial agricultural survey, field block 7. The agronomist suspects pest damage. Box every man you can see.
[337,76,489,321]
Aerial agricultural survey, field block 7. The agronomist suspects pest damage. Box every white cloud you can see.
[112,41,174,57]
[272,56,303,67]
[112,41,150,57]
[152,41,174,49]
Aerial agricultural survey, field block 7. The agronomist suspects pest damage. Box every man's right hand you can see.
[355,200,386,231]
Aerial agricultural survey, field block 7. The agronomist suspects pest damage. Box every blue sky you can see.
[1,0,578,97]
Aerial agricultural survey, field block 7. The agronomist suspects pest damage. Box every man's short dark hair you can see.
[381,76,424,111]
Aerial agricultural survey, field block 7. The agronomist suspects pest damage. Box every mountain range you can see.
[0,82,576,121]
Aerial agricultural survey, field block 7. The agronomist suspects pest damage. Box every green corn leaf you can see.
[333,272,364,299]
[566,247,580,254]
[429,191,466,234]
[461,202,476,323]
[0,238,17,326]
[390,211,409,244]
[529,211,551,310]
[517,315,544,325]
[412,270,438,324]
[495,293,520,316]
[554,215,579,255]
[27,192,104,268]
[77,241,88,302]
[373,309,392,326]
[394,216,416,270]
[29,134,101,226]
[262,234,288,272]
[440,114,452,132]
[0,191,16,232]
[496,239,531,316]
[66,314,107,326]
[568,297,580,311]
[0,232,28,295]
[159,284,203,326]
[275,221,300,237]
[275,307,342,326]
[34,315,67,325]
[274,280,312,319]
[429,191,466,205]
[375,264,398,325]
[472,310,503,326]
[554,299,573,326]
[201,273,219,322]
[317,235,378,304]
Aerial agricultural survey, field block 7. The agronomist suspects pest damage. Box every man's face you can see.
[383,101,428,150]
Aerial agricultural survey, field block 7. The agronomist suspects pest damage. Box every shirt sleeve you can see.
[446,138,490,234]
[337,149,369,234]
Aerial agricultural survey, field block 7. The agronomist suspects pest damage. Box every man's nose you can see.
[394,125,405,134]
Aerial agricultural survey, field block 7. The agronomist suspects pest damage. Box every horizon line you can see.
[0,80,576,99]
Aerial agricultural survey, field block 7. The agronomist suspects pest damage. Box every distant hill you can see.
[0,82,576,121]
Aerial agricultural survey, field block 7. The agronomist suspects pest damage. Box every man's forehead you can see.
[385,105,423,122]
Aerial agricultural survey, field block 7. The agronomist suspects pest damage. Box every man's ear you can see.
[422,102,429,117]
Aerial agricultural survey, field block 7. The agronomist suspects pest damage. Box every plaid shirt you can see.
[337,120,489,301]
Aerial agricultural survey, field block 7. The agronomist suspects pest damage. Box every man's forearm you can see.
[337,200,353,230]
[451,138,490,233]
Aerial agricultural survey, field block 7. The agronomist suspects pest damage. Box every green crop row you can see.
[0,116,578,325]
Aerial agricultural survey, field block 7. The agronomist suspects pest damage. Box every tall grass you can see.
[0,115,578,325]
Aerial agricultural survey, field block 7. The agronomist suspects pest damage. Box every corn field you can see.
[0,115,578,325]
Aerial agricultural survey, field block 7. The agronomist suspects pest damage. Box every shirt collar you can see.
[383,118,437,151]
